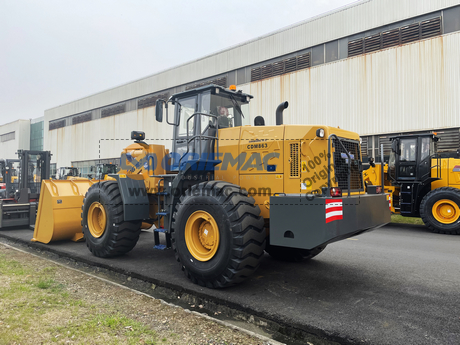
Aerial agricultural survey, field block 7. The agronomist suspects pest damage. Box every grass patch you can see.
[0,252,157,345]
[391,214,424,225]
[51,313,157,344]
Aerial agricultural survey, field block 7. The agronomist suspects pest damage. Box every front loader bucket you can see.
[32,179,95,243]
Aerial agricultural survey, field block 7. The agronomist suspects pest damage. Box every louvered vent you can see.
[361,137,368,158]
[434,129,460,152]
[290,143,300,178]
[101,104,126,118]
[400,23,420,44]
[72,112,92,125]
[251,67,261,82]
[421,17,441,39]
[284,57,297,73]
[382,29,400,49]
[348,16,441,58]
[261,65,273,79]
[185,77,227,90]
[364,34,381,53]
[348,39,364,57]
[272,61,284,76]
[379,136,393,156]
[297,54,310,70]
[49,120,65,131]
[138,93,169,109]
[249,53,311,82]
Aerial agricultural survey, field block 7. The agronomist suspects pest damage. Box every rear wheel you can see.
[265,244,327,262]
[172,181,266,288]
[82,181,142,257]
[420,187,460,235]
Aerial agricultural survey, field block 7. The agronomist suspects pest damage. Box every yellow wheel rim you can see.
[185,211,220,262]
[88,202,107,238]
[432,199,460,224]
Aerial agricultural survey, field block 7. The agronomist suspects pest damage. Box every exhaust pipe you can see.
[276,101,289,125]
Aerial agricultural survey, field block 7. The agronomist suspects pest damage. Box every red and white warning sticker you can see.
[326,199,343,223]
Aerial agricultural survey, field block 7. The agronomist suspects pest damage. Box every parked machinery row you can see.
[364,133,460,235]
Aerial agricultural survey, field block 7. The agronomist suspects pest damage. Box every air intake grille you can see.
[348,16,441,58]
[332,139,363,191]
[290,143,299,178]
[250,53,311,82]
[400,23,420,44]
[348,39,364,57]
[49,120,65,131]
[421,17,441,39]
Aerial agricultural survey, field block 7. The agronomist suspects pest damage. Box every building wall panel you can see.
[249,32,460,135]
[44,0,460,123]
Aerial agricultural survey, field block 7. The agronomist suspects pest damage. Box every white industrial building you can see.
[20,0,460,174]
[0,119,31,159]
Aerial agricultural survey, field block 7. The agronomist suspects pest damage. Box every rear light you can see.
[330,187,342,197]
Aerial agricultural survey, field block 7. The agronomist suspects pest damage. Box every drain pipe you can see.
[275,101,289,125]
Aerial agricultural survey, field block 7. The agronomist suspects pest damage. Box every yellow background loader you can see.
[364,133,460,234]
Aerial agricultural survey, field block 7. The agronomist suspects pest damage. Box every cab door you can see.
[172,95,198,169]
[396,138,417,180]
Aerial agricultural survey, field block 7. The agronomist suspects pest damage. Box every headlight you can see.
[316,128,325,138]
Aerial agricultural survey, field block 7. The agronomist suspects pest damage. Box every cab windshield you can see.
[199,91,250,129]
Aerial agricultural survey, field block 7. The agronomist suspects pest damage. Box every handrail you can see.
[179,112,220,167]
[327,134,352,197]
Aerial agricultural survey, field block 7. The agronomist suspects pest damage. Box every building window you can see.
[50,163,57,179]
[1,131,15,142]
[30,121,44,151]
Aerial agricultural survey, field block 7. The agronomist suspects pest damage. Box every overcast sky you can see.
[0,0,357,125]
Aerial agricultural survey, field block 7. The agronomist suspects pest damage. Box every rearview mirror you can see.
[155,99,164,122]
[391,139,399,155]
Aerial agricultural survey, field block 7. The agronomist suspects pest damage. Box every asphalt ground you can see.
[0,224,459,345]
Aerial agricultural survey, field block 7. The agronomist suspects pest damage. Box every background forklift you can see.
[0,150,51,229]
[0,159,20,199]
[364,133,460,234]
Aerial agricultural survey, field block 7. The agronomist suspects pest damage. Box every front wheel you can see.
[172,181,266,288]
[420,187,460,235]
[81,181,142,257]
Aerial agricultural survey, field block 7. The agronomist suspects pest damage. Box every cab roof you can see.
[169,84,253,103]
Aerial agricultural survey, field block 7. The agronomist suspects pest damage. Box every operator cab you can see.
[58,167,79,180]
[94,163,118,180]
[389,134,438,182]
[156,85,252,170]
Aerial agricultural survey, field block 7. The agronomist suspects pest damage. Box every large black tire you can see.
[420,187,460,235]
[265,244,327,262]
[171,181,266,288]
[81,181,142,257]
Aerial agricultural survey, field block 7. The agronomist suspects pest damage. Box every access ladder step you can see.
[157,192,169,196]
[154,244,167,250]
[154,228,167,233]
[156,212,169,216]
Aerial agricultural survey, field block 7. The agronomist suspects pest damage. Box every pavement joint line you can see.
[0,241,285,345]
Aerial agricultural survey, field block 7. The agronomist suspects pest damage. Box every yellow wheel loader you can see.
[34,85,390,287]
[57,167,80,180]
[363,133,460,234]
